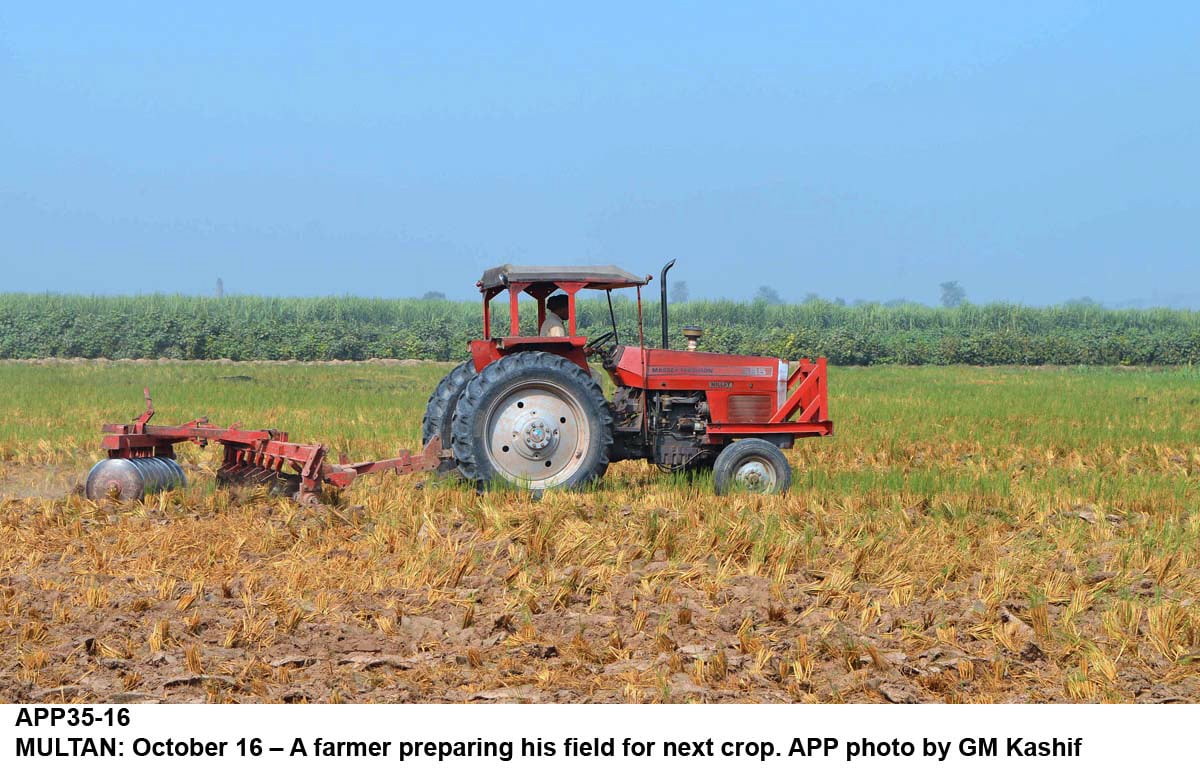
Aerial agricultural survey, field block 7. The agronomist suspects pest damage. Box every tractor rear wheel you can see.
[451,351,613,491]
[421,359,476,472]
[713,438,792,495]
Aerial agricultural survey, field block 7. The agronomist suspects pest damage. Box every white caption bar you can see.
[3,703,1194,774]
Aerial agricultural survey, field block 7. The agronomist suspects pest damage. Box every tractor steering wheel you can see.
[584,330,617,356]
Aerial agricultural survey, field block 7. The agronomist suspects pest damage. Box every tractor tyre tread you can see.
[451,351,613,490]
[421,359,477,471]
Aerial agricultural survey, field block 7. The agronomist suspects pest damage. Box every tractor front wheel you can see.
[451,351,613,491]
[713,438,793,495]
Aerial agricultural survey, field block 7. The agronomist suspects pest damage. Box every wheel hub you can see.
[734,458,775,491]
[513,413,559,458]
[485,382,590,488]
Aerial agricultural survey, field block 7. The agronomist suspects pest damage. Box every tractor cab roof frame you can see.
[477,264,648,292]
[477,263,650,340]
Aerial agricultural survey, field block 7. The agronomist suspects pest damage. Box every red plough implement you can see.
[88,389,445,504]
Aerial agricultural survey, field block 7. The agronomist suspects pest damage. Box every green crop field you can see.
[2,362,1197,516]
[1,362,1198,703]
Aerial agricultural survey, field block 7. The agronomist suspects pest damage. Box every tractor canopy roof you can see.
[478,264,648,292]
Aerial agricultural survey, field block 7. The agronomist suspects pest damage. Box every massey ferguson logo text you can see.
[647,366,771,377]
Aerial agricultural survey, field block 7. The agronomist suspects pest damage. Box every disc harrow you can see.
[89,389,445,504]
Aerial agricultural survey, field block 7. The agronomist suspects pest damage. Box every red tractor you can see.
[422,261,832,494]
[89,262,831,502]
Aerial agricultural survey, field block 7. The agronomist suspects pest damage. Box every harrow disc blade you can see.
[85,457,186,501]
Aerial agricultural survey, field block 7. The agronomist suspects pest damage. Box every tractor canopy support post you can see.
[553,282,587,337]
[636,285,649,442]
[508,283,528,336]
[524,285,554,333]
[481,287,502,339]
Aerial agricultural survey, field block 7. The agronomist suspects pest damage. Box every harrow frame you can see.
[98,390,444,504]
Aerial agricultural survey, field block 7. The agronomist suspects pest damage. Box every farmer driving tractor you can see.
[540,294,569,336]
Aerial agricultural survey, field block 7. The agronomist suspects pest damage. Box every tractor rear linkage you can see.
[91,389,445,505]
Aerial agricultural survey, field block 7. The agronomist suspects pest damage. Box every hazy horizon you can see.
[2,4,1197,307]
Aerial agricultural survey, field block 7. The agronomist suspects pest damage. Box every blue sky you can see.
[1,2,1197,305]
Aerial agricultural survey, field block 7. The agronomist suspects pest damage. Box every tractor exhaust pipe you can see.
[660,259,676,349]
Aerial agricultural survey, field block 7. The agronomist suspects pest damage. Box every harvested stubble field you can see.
[1,361,1198,704]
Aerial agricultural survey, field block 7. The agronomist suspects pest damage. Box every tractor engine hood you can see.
[609,346,790,416]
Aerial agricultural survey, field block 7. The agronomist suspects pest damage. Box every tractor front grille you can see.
[727,394,773,423]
